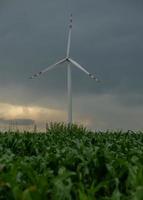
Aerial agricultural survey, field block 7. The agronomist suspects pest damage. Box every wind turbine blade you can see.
[66,14,73,57]
[29,58,66,79]
[68,58,99,82]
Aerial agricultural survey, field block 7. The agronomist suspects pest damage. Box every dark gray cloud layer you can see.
[0,0,142,96]
[0,0,143,129]
[0,118,34,126]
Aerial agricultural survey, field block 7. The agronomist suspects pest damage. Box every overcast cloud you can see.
[0,0,143,130]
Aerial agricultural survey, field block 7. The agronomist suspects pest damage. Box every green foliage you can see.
[0,123,143,199]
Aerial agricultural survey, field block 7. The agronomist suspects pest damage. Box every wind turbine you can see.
[30,14,99,124]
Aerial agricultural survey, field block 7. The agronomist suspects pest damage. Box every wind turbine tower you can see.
[30,14,99,124]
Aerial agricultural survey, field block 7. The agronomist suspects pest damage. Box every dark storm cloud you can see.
[0,118,34,126]
[74,94,143,131]
[0,0,143,109]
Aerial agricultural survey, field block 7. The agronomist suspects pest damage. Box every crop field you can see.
[0,123,143,200]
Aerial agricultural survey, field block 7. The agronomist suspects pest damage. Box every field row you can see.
[0,124,143,199]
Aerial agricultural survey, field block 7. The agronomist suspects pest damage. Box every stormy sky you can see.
[0,0,143,130]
